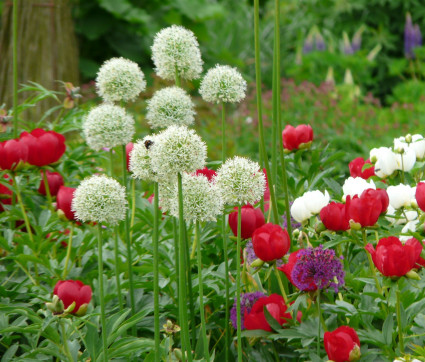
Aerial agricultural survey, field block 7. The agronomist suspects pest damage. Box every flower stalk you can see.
[153,181,160,361]
[396,283,405,354]
[236,205,243,362]
[97,224,108,362]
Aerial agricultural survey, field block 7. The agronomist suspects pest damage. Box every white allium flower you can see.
[370,147,398,178]
[342,177,376,201]
[169,173,223,223]
[290,196,313,223]
[96,57,146,103]
[146,86,195,129]
[83,104,135,151]
[72,175,127,226]
[387,184,416,209]
[129,135,159,182]
[151,25,203,81]
[199,65,247,104]
[150,125,207,178]
[214,156,265,205]
[395,147,416,172]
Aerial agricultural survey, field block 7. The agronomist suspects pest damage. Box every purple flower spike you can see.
[291,245,345,293]
[230,291,266,330]
[315,33,326,51]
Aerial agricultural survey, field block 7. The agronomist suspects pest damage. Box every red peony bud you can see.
[320,202,350,231]
[57,186,77,221]
[345,192,381,227]
[415,182,425,212]
[38,170,64,196]
[251,223,290,262]
[228,205,265,240]
[365,236,422,277]
[0,139,28,170]
[282,124,313,151]
[324,326,361,362]
[348,157,375,179]
[53,280,92,315]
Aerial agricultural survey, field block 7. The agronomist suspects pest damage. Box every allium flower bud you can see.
[342,177,376,201]
[72,175,127,226]
[214,156,265,205]
[169,173,223,223]
[96,57,146,103]
[146,86,195,129]
[199,65,247,104]
[83,104,135,151]
[150,125,207,178]
[129,135,160,182]
[151,25,203,81]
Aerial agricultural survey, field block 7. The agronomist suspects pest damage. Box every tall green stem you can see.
[113,232,123,310]
[184,225,196,349]
[62,223,74,279]
[97,224,108,362]
[236,205,242,362]
[60,319,73,362]
[11,174,34,243]
[274,265,288,304]
[316,291,322,357]
[153,182,160,361]
[271,1,278,191]
[173,218,179,298]
[254,0,279,225]
[178,173,192,362]
[196,221,210,361]
[362,229,383,294]
[396,283,405,354]
[122,145,136,334]
[221,102,230,361]
[12,0,18,137]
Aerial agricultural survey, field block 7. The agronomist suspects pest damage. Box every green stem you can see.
[113,231,124,310]
[362,229,383,295]
[62,223,74,279]
[178,173,192,362]
[153,182,160,361]
[130,179,136,239]
[254,0,279,225]
[12,0,18,138]
[196,221,210,361]
[271,0,278,192]
[184,225,196,349]
[317,291,322,357]
[42,169,54,211]
[396,283,405,354]
[60,319,73,362]
[236,205,242,362]
[173,218,179,299]
[97,224,108,362]
[274,265,288,304]
[122,145,136,334]
[11,174,34,243]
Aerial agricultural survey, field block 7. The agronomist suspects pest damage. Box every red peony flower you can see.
[345,192,381,227]
[415,182,425,212]
[57,186,77,221]
[324,326,361,362]
[126,142,134,172]
[365,236,422,277]
[0,139,28,170]
[320,202,349,231]
[53,280,92,315]
[244,294,294,331]
[38,170,64,196]
[360,188,389,214]
[348,157,375,179]
[0,174,13,211]
[228,204,265,240]
[20,128,66,167]
[195,167,217,182]
[251,223,290,262]
[282,124,313,151]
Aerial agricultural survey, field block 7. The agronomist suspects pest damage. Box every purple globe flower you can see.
[291,245,345,293]
[230,291,265,330]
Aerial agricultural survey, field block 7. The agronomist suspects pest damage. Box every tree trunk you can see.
[0,0,79,122]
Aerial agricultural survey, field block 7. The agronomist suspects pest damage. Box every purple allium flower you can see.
[291,245,345,293]
[230,291,266,330]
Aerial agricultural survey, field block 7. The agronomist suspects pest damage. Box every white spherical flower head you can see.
[96,57,146,103]
[199,65,247,104]
[151,25,203,81]
[150,125,207,178]
[169,173,224,223]
[303,189,330,214]
[387,184,416,209]
[214,156,265,205]
[72,175,127,226]
[342,177,376,201]
[129,135,159,182]
[146,86,195,129]
[370,147,398,178]
[83,104,135,151]
[290,196,313,223]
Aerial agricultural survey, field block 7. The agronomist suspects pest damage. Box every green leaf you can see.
[98,0,149,24]
[382,314,393,345]
[263,306,283,332]
[1,343,19,361]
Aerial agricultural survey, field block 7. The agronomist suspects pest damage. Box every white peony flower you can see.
[387,184,416,209]
[151,25,203,81]
[83,104,135,151]
[342,177,376,201]
[72,175,127,226]
[146,86,195,129]
[394,147,416,172]
[370,147,398,178]
[96,57,146,103]
[400,219,420,242]
[410,134,425,159]
[386,205,418,225]
[290,196,313,223]
[214,156,265,205]
[290,189,329,223]
[199,65,247,104]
